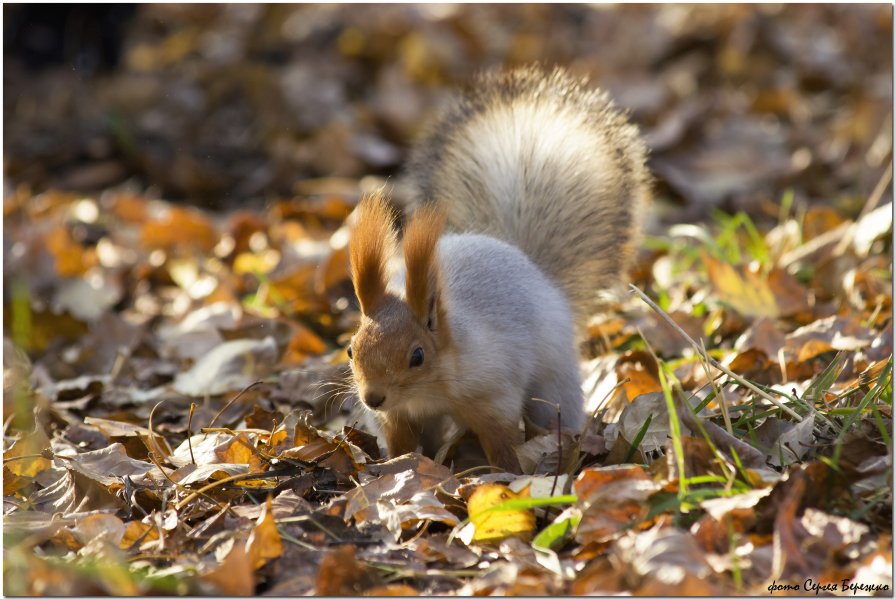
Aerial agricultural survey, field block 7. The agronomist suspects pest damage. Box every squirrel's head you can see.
[347,192,450,413]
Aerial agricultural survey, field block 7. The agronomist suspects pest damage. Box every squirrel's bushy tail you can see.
[407,66,651,326]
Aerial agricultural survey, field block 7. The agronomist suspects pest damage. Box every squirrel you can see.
[346,66,650,473]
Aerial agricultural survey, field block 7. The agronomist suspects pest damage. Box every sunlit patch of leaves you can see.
[5,179,890,594]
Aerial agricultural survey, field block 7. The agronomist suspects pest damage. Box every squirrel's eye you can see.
[409,347,424,368]
[347,346,353,360]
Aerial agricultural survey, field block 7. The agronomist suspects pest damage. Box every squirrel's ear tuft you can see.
[349,190,397,315]
[403,204,447,327]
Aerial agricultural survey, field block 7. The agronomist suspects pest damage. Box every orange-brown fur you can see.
[349,195,463,463]
[402,205,450,345]
[348,191,397,315]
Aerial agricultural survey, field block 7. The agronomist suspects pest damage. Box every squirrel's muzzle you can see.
[363,392,386,409]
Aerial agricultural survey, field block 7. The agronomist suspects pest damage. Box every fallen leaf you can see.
[61,443,156,487]
[735,317,787,357]
[466,483,536,544]
[120,520,159,550]
[574,465,660,544]
[345,459,459,539]
[70,514,126,548]
[4,425,53,478]
[202,540,255,596]
[613,527,721,594]
[246,496,283,569]
[364,584,418,596]
[753,412,815,467]
[314,545,380,595]
[704,253,778,318]
[141,204,218,252]
[172,337,278,396]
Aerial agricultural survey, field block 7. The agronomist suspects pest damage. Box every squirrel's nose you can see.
[364,392,386,409]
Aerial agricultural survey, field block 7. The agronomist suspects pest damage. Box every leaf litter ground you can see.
[3,4,893,596]
[4,170,891,596]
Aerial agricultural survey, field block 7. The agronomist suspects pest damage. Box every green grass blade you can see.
[623,413,653,464]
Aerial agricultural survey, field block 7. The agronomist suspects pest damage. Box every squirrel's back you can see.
[407,66,650,325]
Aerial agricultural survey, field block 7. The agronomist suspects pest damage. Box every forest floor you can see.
[3,5,893,595]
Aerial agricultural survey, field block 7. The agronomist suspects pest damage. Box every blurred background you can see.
[5,4,892,224]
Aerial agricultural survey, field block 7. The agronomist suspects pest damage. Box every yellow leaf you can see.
[467,483,536,543]
[3,426,52,478]
[267,428,289,453]
[217,433,266,473]
[120,521,159,550]
[704,253,778,318]
[233,479,278,489]
[233,249,281,276]
[797,338,835,362]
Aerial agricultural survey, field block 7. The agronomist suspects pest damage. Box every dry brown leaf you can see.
[314,545,381,595]
[571,556,626,594]
[120,520,159,550]
[280,322,328,365]
[753,413,816,468]
[70,513,126,548]
[663,435,732,482]
[344,454,459,538]
[766,267,812,318]
[218,433,266,473]
[246,496,283,569]
[786,315,874,354]
[140,204,217,252]
[796,338,835,362]
[44,224,96,276]
[614,362,663,404]
[613,392,683,457]
[633,310,706,357]
[574,465,660,544]
[614,527,722,595]
[202,540,255,596]
[364,584,418,596]
[726,347,778,384]
[515,432,578,475]
[62,443,156,487]
[734,317,787,357]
